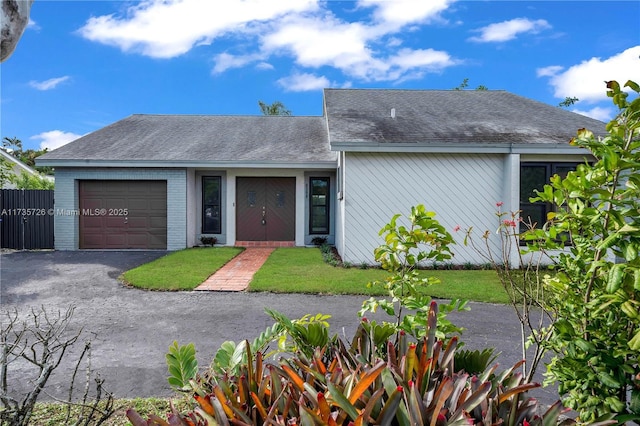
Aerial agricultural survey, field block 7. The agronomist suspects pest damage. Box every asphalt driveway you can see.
[0,250,558,406]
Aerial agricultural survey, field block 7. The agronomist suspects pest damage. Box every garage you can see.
[79,180,167,249]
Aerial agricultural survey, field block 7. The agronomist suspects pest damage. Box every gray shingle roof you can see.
[323,88,607,146]
[40,89,609,167]
[39,115,334,164]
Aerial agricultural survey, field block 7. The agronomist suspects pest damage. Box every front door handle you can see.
[261,206,266,225]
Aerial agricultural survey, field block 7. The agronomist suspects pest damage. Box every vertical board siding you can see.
[54,168,187,250]
[0,189,54,249]
[343,152,505,265]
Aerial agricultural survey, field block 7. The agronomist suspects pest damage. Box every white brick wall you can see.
[53,168,187,250]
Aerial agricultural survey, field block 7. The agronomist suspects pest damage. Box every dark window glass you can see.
[520,162,579,237]
[247,191,256,207]
[202,177,221,234]
[309,178,329,234]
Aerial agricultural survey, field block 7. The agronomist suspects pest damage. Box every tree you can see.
[1,137,53,175]
[0,0,34,62]
[0,157,14,188]
[526,80,640,422]
[2,136,22,153]
[11,171,54,190]
[258,100,291,116]
[558,96,579,108]
[453,78,488,91]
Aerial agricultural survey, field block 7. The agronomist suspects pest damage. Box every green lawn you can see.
[249,248,507,303]
[121,247,243,290]
[121,246,507,303]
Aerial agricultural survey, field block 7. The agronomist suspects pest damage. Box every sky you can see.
[1,0,639,152]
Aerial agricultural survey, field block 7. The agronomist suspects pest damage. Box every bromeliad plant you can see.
[360,204,467,343]
[128,302,571,426]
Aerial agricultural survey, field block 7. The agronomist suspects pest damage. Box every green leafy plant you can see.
[525,80,640,423]
[454,347,498,375]
[360,204,467,342]
[128,302,570,426]
[10,171,54,189]
[166,341,198,392]
[311,236,328,246]
[199,236,217,246]
[265,309,332,358]
[207,309,331,380]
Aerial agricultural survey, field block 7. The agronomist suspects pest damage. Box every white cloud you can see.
[263,15,371,70]
[571,106,614,122]
[390,48,454,69]
[213,52,265,73]
[536,65,563,78]
[469,18,551,43]
[77,0,319,58]
[538,46,640,102]
[358,0,452,28]
[28,76,70,91]
[255,62,274,70]
[27,19,40,31]
[277,72,330,91]
[263,14,456,81]
[77,0,460,83]
[31,130,83,151]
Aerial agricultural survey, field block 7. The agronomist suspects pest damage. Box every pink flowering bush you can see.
[461,202,553,384]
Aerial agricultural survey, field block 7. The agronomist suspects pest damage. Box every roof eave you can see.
[330,142,591,155]
[36,159,338,169]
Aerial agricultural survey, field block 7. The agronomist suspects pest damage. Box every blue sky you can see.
[1,0,639,151]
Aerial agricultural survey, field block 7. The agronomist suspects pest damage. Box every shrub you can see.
[311,236,328,246]
[128,302,568,426]
[360,204,467,343]
[200,236,217,246]
[0,306,114,426]
[522,80,640,423]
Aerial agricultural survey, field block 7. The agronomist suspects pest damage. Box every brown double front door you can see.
[236,177,295,241]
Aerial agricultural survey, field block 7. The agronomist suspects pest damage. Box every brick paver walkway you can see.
[194,248,274,291]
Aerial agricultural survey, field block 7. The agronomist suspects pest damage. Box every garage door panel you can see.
[106,234,126,246]
[79,180,167,249]
[149,200,167,210]
[82,217,104,228]
[127,217,149,228]
[105,217,126,228]
[149,217,166,228]
[82,199,102,210]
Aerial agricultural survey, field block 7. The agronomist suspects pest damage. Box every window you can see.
[309,177,329,234]
[202,176,221,234]
[520,162,578,232]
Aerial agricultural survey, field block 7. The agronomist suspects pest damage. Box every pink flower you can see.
[453,225,461,232]
[503,219,517,228]
[496,201,504,207]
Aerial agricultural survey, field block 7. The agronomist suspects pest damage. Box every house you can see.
[0,149,54,189]
[37,89,606,265]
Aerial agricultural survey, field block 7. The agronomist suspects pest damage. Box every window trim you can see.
[309,177,330,235]
[202,176,221,234]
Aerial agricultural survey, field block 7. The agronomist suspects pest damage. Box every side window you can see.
[520,162,578,234]
[202,176,221,234]
[309,177,329,234]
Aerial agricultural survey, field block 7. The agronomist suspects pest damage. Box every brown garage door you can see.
[79,180,167,249]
